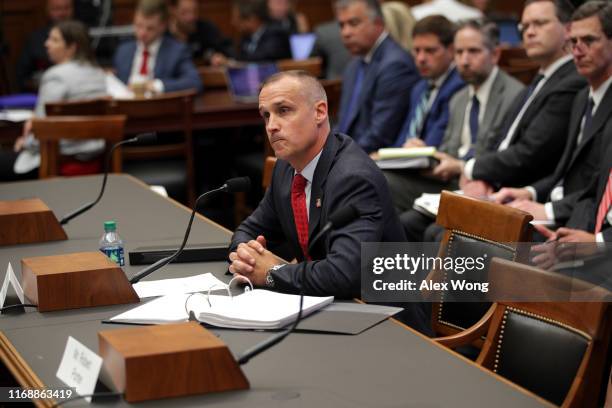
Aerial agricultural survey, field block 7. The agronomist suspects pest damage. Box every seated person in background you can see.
[113,0,202,94]
[380,1,417,52]
[168,0,234,66]
[335,0,420,153]
[232,0,292,63]
[229,71,430,334]
[458,0,585,198]
[418,0,587,243]
[1,20,107,181]
[389,15,464,151]
[395,20,525,240]
[492,0,612,229]
[267,0,310,34]
[15,0,73,92]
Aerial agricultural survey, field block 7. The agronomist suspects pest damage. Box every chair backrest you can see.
[107,90,197,204]
[499,46,540,85]
[262,156,277,190]
[479,258,611,408]
[432,191,533,337]
[45,98,109,116]
[277,57,323,78]
[321,78,343,120]
[31,115,126,178]
[198,66,228,89]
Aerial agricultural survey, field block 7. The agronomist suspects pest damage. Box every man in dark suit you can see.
[229,70,405,297]
[335,0,419,153]
[113,0,202,94]
[390,15,465,150]
[232,0,291,63]
[168,0,234,65]
[394,20,525,237]
[494,1,612,229]
[229,71,431,334]
[459,0,585,198]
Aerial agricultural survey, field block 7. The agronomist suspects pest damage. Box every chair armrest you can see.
[434,303,496,349]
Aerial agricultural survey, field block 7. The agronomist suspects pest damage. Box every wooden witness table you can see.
[0,175,553,407]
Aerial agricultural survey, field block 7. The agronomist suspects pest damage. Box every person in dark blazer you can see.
[310,20,352,79]
[232,0,291,62]
[494,1,612,229]
[229,71,431,334]
[113,0,202,94]
[459,0,585,198]
[391,15,465,149]
[335,0,419,153]
[390,20,524,237]
[168,0,234,65]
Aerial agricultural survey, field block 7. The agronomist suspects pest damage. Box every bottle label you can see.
[100,246,125,266]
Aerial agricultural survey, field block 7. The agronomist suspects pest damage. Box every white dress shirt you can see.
[294,149,323,219]
[128,37,164,93]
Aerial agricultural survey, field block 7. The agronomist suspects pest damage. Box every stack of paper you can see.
[110,289,334,330]
[376,147,438,170]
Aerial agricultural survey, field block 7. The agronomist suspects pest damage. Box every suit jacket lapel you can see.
[568,87,612,169]
[279,162,301,255]
[308,133,338,239]
[154,37,167,78]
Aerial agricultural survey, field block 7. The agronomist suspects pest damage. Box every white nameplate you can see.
[0,263,25,309]
[56,337,103,402]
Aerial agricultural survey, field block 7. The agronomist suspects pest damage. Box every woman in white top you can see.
[1,20,107,180]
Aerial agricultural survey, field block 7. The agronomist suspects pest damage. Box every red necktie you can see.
[595,169,612,233]
[291,174,309,259]
[139,48,149,76]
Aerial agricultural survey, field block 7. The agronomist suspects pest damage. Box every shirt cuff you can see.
[596,232,605,243]
[463,158,475,180]
[544,202,555,221]
[153,79,164,94]
[525,186,537,201]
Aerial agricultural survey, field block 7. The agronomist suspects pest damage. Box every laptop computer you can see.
[290,33,316,60]
[226,63,279,103]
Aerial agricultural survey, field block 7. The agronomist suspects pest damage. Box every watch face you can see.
[265,273,275,287]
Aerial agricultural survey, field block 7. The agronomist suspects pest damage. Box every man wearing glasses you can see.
[495,1,612,239]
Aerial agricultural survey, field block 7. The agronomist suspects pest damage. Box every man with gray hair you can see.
[335,0,419,153]
[396,19,525,241]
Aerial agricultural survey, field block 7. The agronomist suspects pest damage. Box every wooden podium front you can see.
[0,198,67,246]
[99,322,249,402]
[21,251,139,312]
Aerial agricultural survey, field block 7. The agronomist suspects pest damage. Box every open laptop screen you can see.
[290,33,316,60]
[226,63,279,103]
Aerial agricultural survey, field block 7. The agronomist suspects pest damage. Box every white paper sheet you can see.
[132,273,227,299]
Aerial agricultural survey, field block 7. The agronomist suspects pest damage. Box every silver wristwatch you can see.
[265,264,285,288]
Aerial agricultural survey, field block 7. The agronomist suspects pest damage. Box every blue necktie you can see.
[463,95,480,160]
[338,60,366,134]
[395,83,434,146]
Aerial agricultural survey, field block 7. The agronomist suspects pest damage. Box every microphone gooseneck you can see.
[237,205,359,365]
[129,177,251,284]
[59,133,157,225]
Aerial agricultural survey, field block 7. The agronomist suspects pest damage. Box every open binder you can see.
[110,289,334,330]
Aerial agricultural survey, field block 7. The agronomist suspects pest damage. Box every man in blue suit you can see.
[392,15,465,149]
[113,0,202,94]
[335,0,419,154]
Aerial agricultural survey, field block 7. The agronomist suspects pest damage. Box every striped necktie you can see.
[595,169,612,234]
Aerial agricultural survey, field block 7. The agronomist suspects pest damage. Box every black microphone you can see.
[129,177,251,284]
[237,204,359,365]
[59,133,157,225]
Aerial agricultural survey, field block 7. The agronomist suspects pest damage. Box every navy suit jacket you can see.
[230,132,406,299]
[238,25,291,62]
[337,36,420,153]
[393,67,465,147]
[113,35,203,93]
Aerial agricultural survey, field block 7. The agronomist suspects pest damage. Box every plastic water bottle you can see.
[99,221,125,266]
